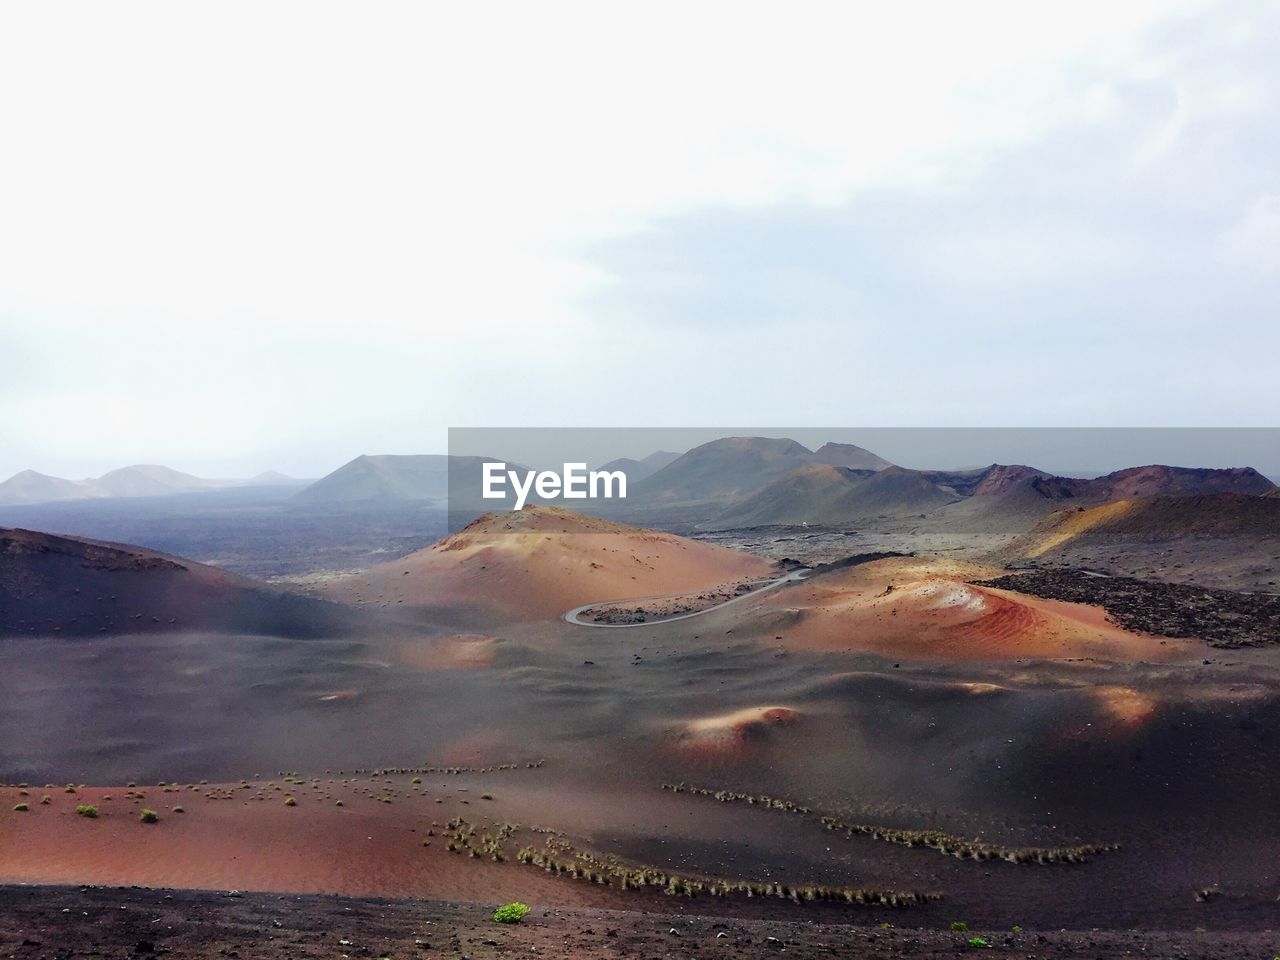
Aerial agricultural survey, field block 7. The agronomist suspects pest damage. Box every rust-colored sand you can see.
[734,557,1193,662]
[0,781,611,908]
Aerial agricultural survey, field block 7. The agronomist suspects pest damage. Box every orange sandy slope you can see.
[323,506,778,619]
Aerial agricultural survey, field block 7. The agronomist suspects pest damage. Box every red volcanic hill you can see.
[1087,465,1274,499]
[321,505,778,619]
[0,527,368,638]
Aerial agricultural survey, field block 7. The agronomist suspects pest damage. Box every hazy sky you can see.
[2,2,1278,480]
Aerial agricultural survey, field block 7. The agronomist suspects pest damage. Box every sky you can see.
[2,1,1278,480]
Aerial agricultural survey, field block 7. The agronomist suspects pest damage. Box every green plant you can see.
[968,936,991,948]
[492,902,531,924]
[75,804,99,818]
[1011,926,1023,933]
[950,921,969,932]
[284,796,297,806]
[140,809,159,823]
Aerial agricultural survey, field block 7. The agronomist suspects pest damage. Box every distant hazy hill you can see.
[294,454,450,503]
[595,450,682,482]
[0,527,369,637]
[630,437,812,503]
[631,436,894,505]
[0,470,101,506]
[293,454,511,507]
[810,442,894,472]
[92,464,211,498]
[0,464,303,507]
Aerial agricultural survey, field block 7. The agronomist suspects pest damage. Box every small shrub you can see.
[140,809,159,823]
[1011,926,1023,933]
[950,921,969,932]
[968,937,991,948]
[284,796,297,806]
[172,806,184,814]
[64,785,77,794]
[13,803,28,812]
[75,805,99,818]
[492,902,531,924]
[481,793,494,800]
[40,796,51,805]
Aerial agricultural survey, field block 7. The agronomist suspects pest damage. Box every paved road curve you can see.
[563,568,809,628]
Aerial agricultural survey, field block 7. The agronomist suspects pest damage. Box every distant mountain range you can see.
[291,451,681,506]
[7,437,1275,526]
[700,443,1276,529]
[0,465,301,506]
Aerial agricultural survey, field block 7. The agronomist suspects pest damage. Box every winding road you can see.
[563,568,810,628]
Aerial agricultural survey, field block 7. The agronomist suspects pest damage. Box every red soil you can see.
[734,557,1193,662]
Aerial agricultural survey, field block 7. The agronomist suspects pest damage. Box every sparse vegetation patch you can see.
[663,782,1119,864]
[492,902,531,924]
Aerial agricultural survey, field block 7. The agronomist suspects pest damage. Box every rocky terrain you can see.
[974,569,1280,647]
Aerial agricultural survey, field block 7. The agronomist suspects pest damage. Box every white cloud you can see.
[1217,193,1280,275]
[1,0,1276,477]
